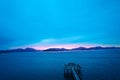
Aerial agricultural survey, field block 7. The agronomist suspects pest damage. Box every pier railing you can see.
[64,63,82,80]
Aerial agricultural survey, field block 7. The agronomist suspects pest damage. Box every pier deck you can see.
[64,63,82,80]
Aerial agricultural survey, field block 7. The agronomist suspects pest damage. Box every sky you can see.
[0,0,120,50]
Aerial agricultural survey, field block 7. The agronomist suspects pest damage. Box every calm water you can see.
[0,49,120,80]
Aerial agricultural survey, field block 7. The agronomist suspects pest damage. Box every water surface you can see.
[0,49,120,80]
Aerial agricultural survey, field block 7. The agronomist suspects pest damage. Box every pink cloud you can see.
[11,37,118,50]
[22,43,98,50]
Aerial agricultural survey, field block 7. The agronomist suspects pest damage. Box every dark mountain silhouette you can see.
[72,47,87,50]
[88,46,120,50]
[43,48,68,51]
[0,48,38,53]
[0,46,120,53]
[72,46,120,50]
[88,46,104,50]
[24,48,37,52]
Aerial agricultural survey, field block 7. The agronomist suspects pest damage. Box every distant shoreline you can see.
[0,46,120,53]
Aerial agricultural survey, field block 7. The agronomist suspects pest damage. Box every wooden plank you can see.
[72,67,80,80]
[64,63,82,80]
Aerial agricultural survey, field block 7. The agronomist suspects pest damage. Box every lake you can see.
[0,49,120,80]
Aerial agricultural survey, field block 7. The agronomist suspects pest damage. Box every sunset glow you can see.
[0,0,120,50]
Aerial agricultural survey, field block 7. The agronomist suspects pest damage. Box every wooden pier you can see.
[64,63,82,80]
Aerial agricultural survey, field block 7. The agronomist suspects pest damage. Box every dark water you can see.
[0,49,120,80]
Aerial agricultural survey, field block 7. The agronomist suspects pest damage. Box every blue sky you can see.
[0,0,120,50]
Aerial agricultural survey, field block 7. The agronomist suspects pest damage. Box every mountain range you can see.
[0,46,120,53]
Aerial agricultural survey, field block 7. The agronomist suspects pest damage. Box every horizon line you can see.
[5,45,120,51]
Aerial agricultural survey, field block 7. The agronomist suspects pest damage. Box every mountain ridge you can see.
[0,46,120,53]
